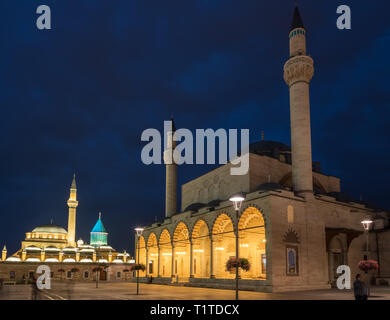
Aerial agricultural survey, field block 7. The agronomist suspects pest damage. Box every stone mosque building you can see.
[0,175,134,283]
[136,6,390,292]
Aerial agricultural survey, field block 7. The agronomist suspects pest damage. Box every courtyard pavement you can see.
[1,281,390,300]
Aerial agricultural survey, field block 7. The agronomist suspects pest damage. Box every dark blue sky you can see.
[0,0,389,255]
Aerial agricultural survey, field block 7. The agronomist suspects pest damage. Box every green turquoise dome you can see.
[90,213,108,247]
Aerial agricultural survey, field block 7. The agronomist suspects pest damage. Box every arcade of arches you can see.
[135,207,267,281]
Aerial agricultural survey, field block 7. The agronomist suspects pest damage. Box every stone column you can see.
[210,236,215,278]
[145,248,149,277]
[328,251,334,284]
[157,246,161,277]
[171,243,175,278]
[190,240,194,278]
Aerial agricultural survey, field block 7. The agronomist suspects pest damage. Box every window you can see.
[66,271,72,279]
[287,205,294,223]
[29,271,34,279]
[10,271,16,280]
[117,272,121,279]
[149,261,153,274]
[84,271,89,279]
[286,246,299,276]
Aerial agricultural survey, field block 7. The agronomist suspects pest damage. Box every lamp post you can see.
[361,217,373,296]
[361,218,373,259]
[229,193,245,301]
[135,227,144,295]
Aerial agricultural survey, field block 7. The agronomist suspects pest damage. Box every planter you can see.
[226,258,251,272]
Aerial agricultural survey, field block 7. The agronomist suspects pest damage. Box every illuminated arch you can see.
[172,222,190,278]
[158,229,172,278]
[212,213,234,235]
[147,232,158,249]
[191,219,210,240]
[146,233,158,276]
[211,213,235,279]
[238,206,267,280]
[159,229,171,246]
[173,222,190,243]
[191,219,210,278]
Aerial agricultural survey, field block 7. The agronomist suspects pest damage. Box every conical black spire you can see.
[170,115,176,132]
[290,6,305,31]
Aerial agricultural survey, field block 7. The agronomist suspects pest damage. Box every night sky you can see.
[0,0,389,256]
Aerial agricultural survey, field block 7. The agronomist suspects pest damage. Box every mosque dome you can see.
[32,224,67,234]
[249,140,292,163]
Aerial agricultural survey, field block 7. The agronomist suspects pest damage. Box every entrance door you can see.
[99,270,107,281]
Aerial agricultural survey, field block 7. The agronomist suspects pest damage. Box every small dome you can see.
[32,224,67,234]
[6,256,21,262]
[184,203,206,212]
[207,200,221,207]
[327,192,351,203]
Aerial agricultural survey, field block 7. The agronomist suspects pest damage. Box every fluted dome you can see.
[32,224,67,234]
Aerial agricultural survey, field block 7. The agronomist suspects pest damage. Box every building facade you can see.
[0,175,134,283]
[135,6,390,292]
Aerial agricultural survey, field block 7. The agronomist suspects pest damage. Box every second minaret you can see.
[164,118,177,217]
[283,6,314,198]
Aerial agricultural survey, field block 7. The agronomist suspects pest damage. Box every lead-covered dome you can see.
[32,224,67,234]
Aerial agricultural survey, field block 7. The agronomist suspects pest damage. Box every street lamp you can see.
[229,193,245,301]
[361,217,373,297]
[135,227,144,295]
[361,218,373,259]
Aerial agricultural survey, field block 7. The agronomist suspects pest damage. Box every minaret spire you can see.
[71,173,76,189]
[290,5,304,31]
[284,5,314,199]
[67,174,79,246]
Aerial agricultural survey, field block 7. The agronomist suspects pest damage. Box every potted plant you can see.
[358,259,379,296]
[226,257,251,272]
[358,260,379,273]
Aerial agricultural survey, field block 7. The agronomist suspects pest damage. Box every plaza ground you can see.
[1,281,390,300]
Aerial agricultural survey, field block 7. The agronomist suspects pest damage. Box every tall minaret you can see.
[283,6,314,199]
[163,118,177,217]
[67,174,78,246]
